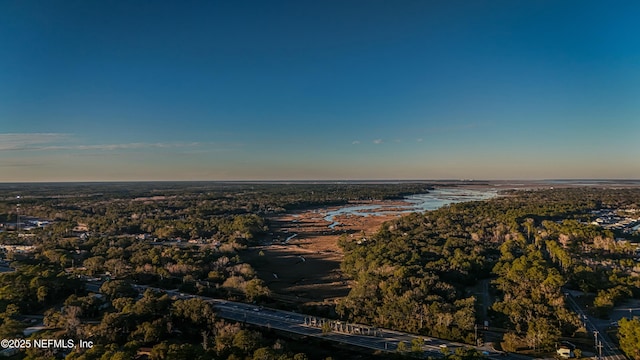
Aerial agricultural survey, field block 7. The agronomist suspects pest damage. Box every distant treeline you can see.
[0,182,432,241]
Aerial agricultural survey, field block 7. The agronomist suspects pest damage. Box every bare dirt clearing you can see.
[243,201,407,304]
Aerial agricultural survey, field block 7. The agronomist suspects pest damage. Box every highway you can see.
[0,260,15,273]
[84,282,529,359]
[210,300,536,360]
[212,298,470,358]
[564,292,627,360]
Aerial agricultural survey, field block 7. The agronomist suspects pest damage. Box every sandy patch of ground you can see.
[244,201,404,304]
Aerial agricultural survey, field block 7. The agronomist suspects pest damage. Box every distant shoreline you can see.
[1,179,639,186]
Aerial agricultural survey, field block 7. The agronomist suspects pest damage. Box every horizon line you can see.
[1,178,640,185]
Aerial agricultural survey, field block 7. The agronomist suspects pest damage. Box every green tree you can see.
[171,298,216,332]
[245,278,270,301]
[446,348,485,360]
[100,280,137,300]
[411,337,424,352]
[149,341,170,360]
[131,320,165,343]
[397,341,407,352]
[36,285,48,303]
[618,317,640,360]
[500,332,520,352]
[232,329,260,353]
[321,321,331,334]
[574,349,582,358]
[0,318,23,338]
[166,343,202,359]
[83,256,105,276]
[253,346,277,360]
[526,318,560,351]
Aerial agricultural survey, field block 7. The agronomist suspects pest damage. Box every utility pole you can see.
[593,331,599,359]
[474,324,478,345]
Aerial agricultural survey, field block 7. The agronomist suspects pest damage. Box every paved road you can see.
[85,280,533,358]
[564,292,627,360]
[0,263,15,273]
[212,298,467,358]
[110,283,527,359]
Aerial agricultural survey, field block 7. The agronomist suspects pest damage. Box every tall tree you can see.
[618,317,640,360]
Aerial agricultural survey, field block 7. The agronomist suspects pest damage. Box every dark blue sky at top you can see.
[1,1,639,180]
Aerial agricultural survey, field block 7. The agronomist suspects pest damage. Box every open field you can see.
[244,201,408,304]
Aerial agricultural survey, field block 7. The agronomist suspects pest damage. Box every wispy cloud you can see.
[352,140,360,145]
[373,139,383,144]
[0,160,46,168]
[417,138,423,142]
[38,142,204,151]
[0,133,70,151]
[0,133,211,152]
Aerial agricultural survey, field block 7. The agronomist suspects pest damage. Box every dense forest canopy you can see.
[1,183,639,359]
[0,182,436,359]
[338,187,640,355]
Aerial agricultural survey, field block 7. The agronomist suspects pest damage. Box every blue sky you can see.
[1,1,639,181]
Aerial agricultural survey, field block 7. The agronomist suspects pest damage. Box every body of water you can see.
[324,188,498,228]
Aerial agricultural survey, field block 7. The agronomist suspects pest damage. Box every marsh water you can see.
[324,187,498,228]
